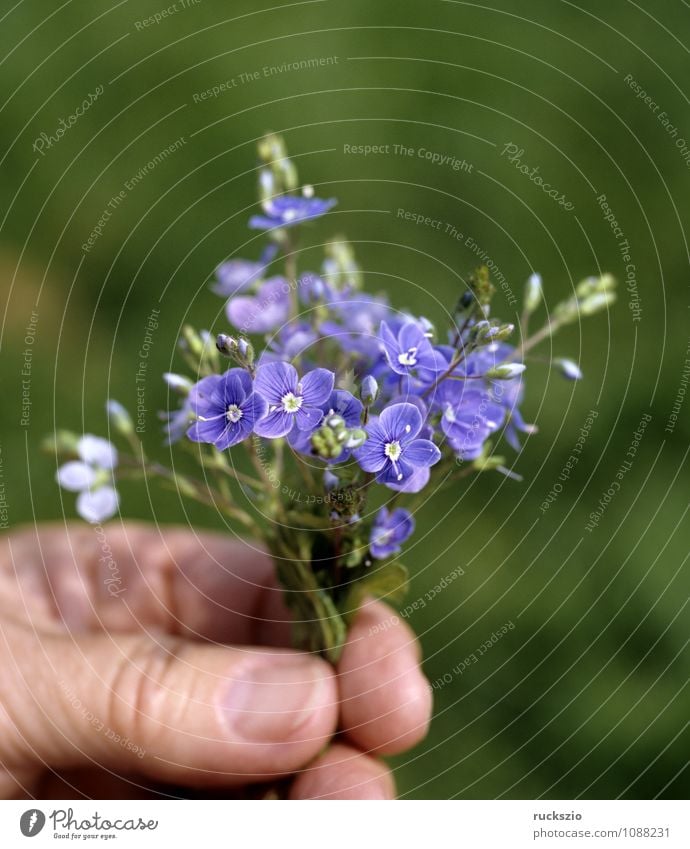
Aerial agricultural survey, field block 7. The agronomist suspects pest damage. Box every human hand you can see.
[0,523,431,799]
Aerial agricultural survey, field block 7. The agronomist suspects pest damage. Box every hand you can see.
[0,523,431,799]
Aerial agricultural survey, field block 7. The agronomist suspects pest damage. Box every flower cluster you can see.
[51,133,616,660]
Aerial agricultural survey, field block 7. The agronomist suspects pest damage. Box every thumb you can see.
[1,620,337,787]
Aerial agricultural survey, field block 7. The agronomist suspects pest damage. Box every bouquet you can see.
[48,133,616,662]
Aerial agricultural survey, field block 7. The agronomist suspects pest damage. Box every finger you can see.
[1,523,292,646]
[289,742,396,800]
[0,619,337,787]
[337,599,432,755]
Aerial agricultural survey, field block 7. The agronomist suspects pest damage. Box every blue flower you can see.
[433,381,504,461]
[249,195,336,230]
[354,402,440,490]
[226,277,291,334]
[56,435,119,523]
[379,320,447,380]
[187,368,267,450]
[212,244,279,296]
[370,507,415,559]
[254,361,334,438]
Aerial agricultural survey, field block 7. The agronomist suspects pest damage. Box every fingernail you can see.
[221,654,331,742]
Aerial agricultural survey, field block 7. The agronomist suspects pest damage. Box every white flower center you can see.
[444,403,456,423]
[226,404,243,423]
[281,392,303,413]
[384,440,402,461]
[397,346,418,367]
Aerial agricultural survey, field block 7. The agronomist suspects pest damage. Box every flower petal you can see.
[76,486,119,523]
[77,435,117,469]
[254,361,298,405]
[388,465,430,493]
[295,405,324,432]
[353,439,387,472]
[300,368,335,405]
[254,409,294,438]
[404,438,441,468]
[379,403,423,441]
[56,461,96,492]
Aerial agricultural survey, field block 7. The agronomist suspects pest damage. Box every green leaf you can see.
[346,561,409,614]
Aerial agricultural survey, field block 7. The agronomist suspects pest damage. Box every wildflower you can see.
[434,382,504,461]
[187,369,267,450]
[226,277,290,334]
[56,435,119,523]
[379,320,447,379]
[370,507,415,559]
[249,195,336,230]
[354,402,441,489]
[254,361,334,438]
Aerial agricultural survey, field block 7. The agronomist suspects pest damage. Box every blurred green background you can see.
[1,0,688,798]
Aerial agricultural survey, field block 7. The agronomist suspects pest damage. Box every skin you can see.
[0,523,432,799]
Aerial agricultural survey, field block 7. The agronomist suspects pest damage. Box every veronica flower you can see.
[254,361,334,438]
[370,507,415,559]
[187,368,267,450]
[434,381,504,461]
[212,258,267,297]
[249,195,336,230]
[226,277,290,334]
[354,402,440,489]
[380,320,447,380]
[56,435,119,523]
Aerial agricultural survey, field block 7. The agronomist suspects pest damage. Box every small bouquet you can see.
[49,134,616,661]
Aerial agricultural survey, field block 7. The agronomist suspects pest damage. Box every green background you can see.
[1,0,688,798]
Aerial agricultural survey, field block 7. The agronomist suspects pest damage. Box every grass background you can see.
[1,0,688,798]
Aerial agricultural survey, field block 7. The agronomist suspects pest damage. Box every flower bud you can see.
[106,399,134,436]
[42,429,80,456]
[486,363,527,380]
[216,333,238,356]
[523,273,542,315]
[237,337,255,366]
[345,428,368,449]
[554,358,583,380]
[163,372,193,395]
[323,469,339,491]
[580,291,616,315]
[181,325,205,357]
[360,375,379,406]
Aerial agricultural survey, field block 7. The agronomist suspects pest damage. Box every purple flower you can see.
[254,361,334,438]
[354,402,440,489]
[249,195,336,230]
[379,320,447,380]
[212,245,278,296]
[226,277,290,334]
[187,368,267,450]
[434,381,504,461]
[213,260,264,297]
[370,507,415,559]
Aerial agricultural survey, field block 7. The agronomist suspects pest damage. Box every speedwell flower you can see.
[187,368,267,450]
[354,402,440,488]
[254,361,335,438]
[249,195,336,230]
[226,277,291,334]
[370,507,415,559]
[379,320,447,380]
[56,435,119,523]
